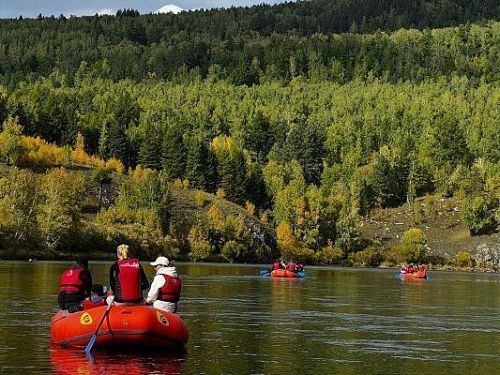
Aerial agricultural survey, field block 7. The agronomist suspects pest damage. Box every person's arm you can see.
[109,263,117,293]
[140,265,149,290]
[145,275,164,304]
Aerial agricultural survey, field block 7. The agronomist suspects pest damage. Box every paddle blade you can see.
[84,334,96,354]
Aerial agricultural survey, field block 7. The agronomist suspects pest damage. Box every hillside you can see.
[361,196,500,267]
[0,0,498,269]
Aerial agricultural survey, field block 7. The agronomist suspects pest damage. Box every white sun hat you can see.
[150,256,170,267]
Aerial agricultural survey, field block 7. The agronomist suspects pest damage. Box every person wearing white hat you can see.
[145,256,182,313]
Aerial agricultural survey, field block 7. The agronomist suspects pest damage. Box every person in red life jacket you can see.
[295,263,304,272]
[82,284,107,310]
[287,260,297,273]
[58,257,92,312]
[271,260,281,271]
[109,244,149,305]
[145,256,182,313]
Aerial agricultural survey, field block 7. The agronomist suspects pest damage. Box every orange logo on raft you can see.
[156,311,169,326]
[80,312,93,325]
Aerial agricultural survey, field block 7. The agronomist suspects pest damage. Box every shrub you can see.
[216,188,226,199]
[172,179,184,189]
[194,191,206,207]
[105,158,124,173]
[0,117,26,166]
[190,240,212,261]
[455,251,473,268]
[348,247,383,267]
[316,245,343,265]
[398,227,427,262]
[461,195,495,235]
[383,246,403,266]
[245,201,256,216]
[221,240,246,262]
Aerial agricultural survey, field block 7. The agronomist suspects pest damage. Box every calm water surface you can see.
[0,261,499,374]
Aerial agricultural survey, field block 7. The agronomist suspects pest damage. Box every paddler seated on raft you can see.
[417,263,426,273]
[108,244,149,305]
[294,263,304,272]
[287,259,297,272]
[145,256,182,313]
[58,257,93,313]
[271,258,286,272]
[82,284,107,310]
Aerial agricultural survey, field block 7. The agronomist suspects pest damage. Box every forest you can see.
[0,0,498,268]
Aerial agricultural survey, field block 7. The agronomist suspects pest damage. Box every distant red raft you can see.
[51,305,188,349]
[270,269,304,278]
[400,270,428,280]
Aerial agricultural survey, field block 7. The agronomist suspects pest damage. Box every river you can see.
[0,261,499,374]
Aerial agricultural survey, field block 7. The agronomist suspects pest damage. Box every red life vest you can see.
[59,267,84,294]
[158,275,182,303]
[117,258,142,303]
[272,262,280,270]
[82,298,105,310]
[287,263,296,272]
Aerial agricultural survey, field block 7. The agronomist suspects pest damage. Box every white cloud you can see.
[97,8,115,16]
[156,4,184,14]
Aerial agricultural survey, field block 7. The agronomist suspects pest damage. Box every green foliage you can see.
[455,251,474,268]
[162,123,186,179]
[315,245,343,265]
[0,2,499,263]
[117,167,166,210]
[221,240,247,263]
[348,247,383,267]
[398,227,427,262]
[0,168,38,244]
[92,167,113,185]
[461,195,495,235]
[36,168,86,251]
[0,9,498,86]
[0,117,26,166]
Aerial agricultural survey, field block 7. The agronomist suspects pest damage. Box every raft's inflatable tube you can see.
[51,305,188,349]
[399,270,429,280]
[270,269,304,278]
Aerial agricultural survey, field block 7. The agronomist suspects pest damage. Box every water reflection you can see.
[50,345,186,375]
[1,262,500,374]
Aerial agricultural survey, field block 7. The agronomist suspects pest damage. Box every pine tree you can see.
[139,123,162,170]
[185,135,218,192]
[162,123,186,180]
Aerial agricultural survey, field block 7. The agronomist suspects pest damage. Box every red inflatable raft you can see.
[400,270,428,280]
[270,269,303,278]
[51,305,188,349]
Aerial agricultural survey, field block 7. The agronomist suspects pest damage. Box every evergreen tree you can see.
[162,123,187,180]
[185,135,218,193]
[139,123,162,170]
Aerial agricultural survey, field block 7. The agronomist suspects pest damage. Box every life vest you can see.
[59,267,84,294]
[82,298,105,310]
[287,263,296,272]
[272,262,280,271]
[117,258,142,303]
[158,275,182,303]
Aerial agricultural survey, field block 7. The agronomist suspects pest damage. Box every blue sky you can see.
[0,1,287,19]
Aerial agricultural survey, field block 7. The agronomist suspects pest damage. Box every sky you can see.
[0,0,287,19]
